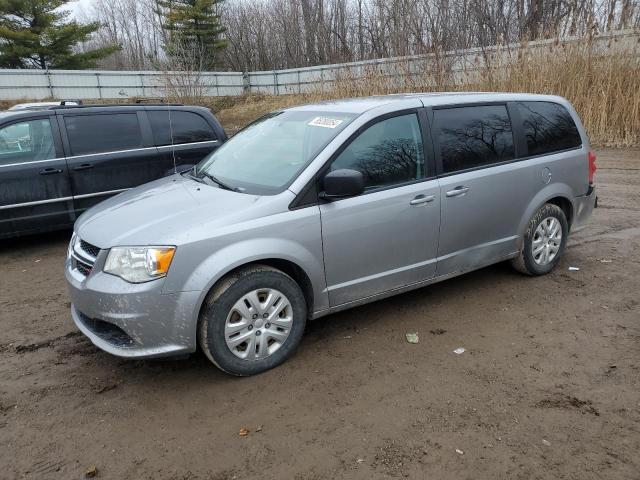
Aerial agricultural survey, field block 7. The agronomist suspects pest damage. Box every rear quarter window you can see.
[434,105,515,174]
[516,101,582,156]
[64,113,143,156]
[148,110,217,146]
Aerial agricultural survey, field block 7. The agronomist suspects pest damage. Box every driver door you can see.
[0,115,72,237]
[319,111,441,306]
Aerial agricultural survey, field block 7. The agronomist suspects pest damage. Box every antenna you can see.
[168,102,177,174]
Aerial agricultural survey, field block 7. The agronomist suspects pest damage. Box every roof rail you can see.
[50,102,184,110]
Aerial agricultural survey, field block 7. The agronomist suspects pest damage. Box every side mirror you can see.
[322,169,365,200]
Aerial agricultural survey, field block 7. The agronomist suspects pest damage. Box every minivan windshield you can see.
[195,110,357,194]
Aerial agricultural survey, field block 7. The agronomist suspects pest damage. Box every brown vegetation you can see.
[215,37,640,147]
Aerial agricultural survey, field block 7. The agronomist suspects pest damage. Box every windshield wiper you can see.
[199,171,240,192]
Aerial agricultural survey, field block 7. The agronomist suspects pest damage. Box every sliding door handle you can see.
[39,167,62,175]
[73,163,94,171]
[410,194,435,205]
[445,186,470,197]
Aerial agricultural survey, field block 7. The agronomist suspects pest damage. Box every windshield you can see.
[195,110,357,194]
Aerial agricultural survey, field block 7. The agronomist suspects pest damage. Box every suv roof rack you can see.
[50,102,184,110]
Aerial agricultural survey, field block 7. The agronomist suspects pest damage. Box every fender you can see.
[516,182,574,249]
[182,237,328,329]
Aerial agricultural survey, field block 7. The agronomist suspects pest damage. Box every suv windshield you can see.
[195,110,357,194]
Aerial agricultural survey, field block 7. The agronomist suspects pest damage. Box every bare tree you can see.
[85,0,640,72]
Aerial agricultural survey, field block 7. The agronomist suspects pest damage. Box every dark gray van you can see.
[0,104,226,238]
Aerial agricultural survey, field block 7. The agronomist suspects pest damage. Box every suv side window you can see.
[434,105,515,173]
[329,113,424,190]
[64,113,143,156]
[516,101,582,156]
[0,118,56,164]
[148,110,217,146]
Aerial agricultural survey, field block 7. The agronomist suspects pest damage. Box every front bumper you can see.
[571,186,597,233]
[65,256,201,359]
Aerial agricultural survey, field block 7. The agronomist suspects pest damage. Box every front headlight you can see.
[104,246,176,283]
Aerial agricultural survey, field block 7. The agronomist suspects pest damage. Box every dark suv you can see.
[0,104,226,239]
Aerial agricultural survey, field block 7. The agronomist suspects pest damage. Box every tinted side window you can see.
[329,113,424,190]
[0,118,56,164]
[148,111,217,146]
[65,114,142,155]
[517,101,582,156]
[435,105,515,173]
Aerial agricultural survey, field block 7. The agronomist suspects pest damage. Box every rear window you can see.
[148,110,217,146]
[516,101,582,156]
[434,105,515,173]
[65,113,143,156]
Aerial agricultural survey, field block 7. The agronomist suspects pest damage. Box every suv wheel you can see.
[511,203,568,276]
[198,265,307,376]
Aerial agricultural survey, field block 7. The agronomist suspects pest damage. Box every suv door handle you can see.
[409,194,435,205]
[445,186,470,197]
[39,167,62,175]
[73,163,94,171]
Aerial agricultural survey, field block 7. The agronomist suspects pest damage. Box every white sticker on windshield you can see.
[308,117,344,129]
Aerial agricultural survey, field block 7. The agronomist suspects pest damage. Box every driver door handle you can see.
[445,186,470,197]
[409,194,435,205]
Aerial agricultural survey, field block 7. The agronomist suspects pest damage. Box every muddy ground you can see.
[1,148,639,480]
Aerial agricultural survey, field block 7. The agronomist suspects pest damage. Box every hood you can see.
[75,174,273,248]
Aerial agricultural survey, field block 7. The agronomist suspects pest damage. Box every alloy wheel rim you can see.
[224,288,293,360]
[532,216,562,266]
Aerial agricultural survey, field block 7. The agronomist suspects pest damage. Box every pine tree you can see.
[157,0,227,70]
[0,0,120,69]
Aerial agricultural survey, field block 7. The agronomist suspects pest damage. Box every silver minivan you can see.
[65,93,597,375]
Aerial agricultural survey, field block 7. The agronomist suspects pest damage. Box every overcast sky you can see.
[64,0,92,20]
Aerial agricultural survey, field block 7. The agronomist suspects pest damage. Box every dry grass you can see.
[216,36,640,146]
[2,36,638,145]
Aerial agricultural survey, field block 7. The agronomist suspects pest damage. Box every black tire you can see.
[198,265,307,376]
[511,203,569,276]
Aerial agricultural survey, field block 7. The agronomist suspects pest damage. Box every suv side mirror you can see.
[322,169,365,199]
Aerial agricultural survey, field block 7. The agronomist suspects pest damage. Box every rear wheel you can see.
[511,203,568,276]
[198,265,307,376]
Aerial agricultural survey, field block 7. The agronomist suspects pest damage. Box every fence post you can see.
[45,68,54,99]
[140,73,146,97]
[297,69,301,94]
[242,72,250,94]
[215,74,220,96]
[95,72,103,99]
[273,70,278,95]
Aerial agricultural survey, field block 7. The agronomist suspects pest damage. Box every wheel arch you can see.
[546,196,573,230]
[517,185,575,245]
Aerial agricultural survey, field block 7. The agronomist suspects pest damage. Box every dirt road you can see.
[1,149,639,480]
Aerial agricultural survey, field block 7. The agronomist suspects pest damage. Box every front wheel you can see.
[198,265,307,376]
[511,203,569,276]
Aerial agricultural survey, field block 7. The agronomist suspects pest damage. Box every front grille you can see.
[70,237,99,278]
[76,262,92,276]
[80,240,100,258]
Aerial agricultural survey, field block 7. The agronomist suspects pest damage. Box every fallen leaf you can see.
[85,465,98,478]
[239,427,249,437]
[455,448,464,455]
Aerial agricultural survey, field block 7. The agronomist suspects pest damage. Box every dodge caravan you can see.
[65,93,597,375]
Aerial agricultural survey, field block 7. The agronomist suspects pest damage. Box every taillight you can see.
[588,150,597,184]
